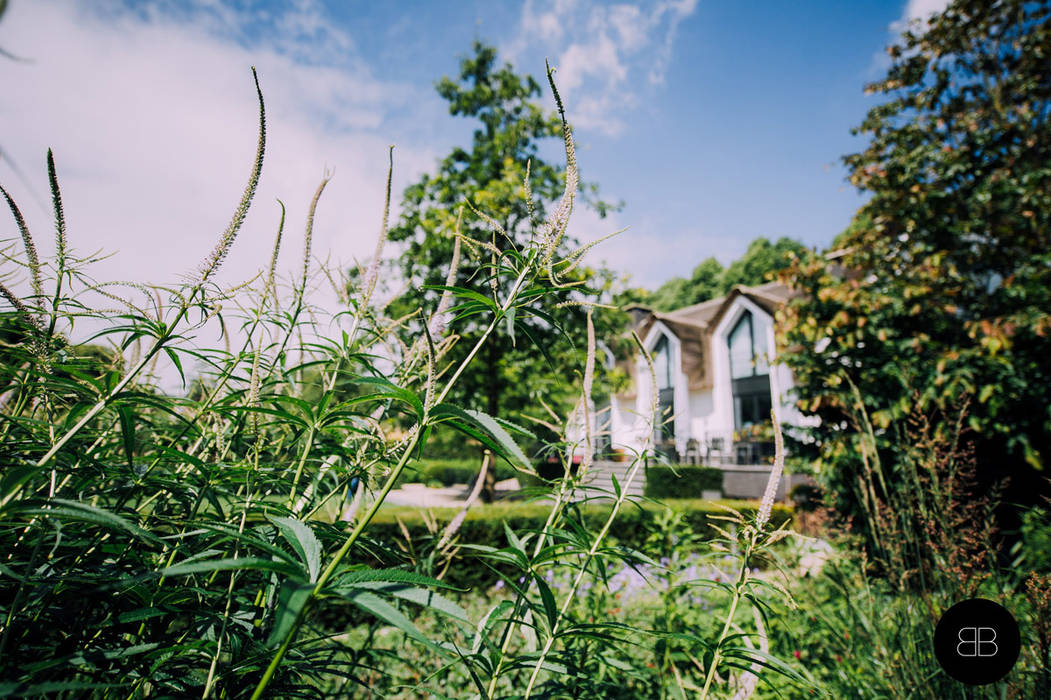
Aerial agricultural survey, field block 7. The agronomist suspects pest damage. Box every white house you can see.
[600,281,808,465]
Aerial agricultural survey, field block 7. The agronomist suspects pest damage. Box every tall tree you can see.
[778,0,1051,534]
[387,42,621,494]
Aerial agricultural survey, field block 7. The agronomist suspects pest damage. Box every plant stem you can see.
[699,530,757,699]
[248,425,422,700]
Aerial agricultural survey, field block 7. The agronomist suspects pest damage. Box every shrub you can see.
[644,464,724,499]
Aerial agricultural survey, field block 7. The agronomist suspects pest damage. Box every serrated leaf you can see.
[349,582,471,626]
[431,404,530,468]
[533,571,559,633]
[17,499,161,545]
[269,516,322,583]
[338,588,449,656]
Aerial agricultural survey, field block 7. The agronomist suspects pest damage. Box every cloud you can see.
[868,0,952,78]
[508,0,698,136]
[0,0,441,388]
[899,0,952,26]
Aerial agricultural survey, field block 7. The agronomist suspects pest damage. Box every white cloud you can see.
[0,0,439,388]
[868,0,952,78]
[509,0,698,136]
[900,0,952,25]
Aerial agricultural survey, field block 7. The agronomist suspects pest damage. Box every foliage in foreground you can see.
[0,65,801,699]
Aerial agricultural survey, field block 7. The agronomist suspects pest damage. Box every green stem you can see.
[522,455,648,698]
[698,531,756,699]
[287,425,316,509]
[249,426,422,700]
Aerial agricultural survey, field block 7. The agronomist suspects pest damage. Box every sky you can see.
[0,0,949,342]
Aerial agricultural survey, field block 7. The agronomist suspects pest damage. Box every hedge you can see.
[644,465,724,499]
[394,457,520,488]
[354,498,793,590]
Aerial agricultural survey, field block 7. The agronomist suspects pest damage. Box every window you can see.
[652,334,675,443]
[728,311,768,379]
[727,311,771,429]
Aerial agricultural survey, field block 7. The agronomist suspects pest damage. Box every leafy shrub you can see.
[643,464,724,499]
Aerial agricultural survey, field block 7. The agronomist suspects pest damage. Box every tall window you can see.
[653,334,675,443]
[727,311,771,429]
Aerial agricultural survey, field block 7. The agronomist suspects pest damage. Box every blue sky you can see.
[0,0,948,299]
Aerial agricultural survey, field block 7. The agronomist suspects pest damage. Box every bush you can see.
[362,498,792,590]
[644,464,724,499]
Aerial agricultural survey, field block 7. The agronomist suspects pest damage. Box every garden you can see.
[1,1,1050,698]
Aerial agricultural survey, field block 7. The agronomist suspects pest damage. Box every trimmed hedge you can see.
[644,465,724,499]
[358,498,793,590]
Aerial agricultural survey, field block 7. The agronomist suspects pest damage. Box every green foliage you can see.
[779,0,1051,532]
[767,542,1051,698]
[641,236,808,311]
[1017,506,1051,575]
[0,60,804,700]
[386,40,626,445]
[643,465,724,499]
[365,498,791,583]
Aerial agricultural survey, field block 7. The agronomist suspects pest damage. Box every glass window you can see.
[729,312,754,379]
[653,334,673,389]
[729,310,772,430]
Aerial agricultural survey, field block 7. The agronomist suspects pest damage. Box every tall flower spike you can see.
[0,282,44,332]
[542,61,578,272]
[46,150,67,270]
[0,184,42,304]
[198,67,266,286]
[428,207,463,339]
[266,200,286,304]
[756,410,785,530]
[362,146,394,304]
[300,173,331,296]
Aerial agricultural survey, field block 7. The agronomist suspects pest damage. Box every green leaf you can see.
[269,515,322,583]
[116,405,136,469]
[337,588,449,656]
[353,376,424,419]
[266,580,313,648]
[161,556,300,579]
[348,582,471,627]
[431,403,530,468]
[17,499,161,545]
[424,284,500,312]
[532,571,559,633]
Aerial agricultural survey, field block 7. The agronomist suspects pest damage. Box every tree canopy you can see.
[778,0,1051,531]
[630,236,808,311]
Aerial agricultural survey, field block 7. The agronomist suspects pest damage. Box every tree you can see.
[387,42,621,497]
[641,236,807,311]
[778,0,1051,538]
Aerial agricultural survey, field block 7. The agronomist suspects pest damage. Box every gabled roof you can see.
[619,281,793,396]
